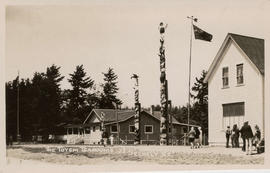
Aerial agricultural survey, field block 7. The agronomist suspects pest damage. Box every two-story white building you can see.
[204,33,264,145]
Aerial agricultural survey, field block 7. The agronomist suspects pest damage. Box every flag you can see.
[193,25,213,42]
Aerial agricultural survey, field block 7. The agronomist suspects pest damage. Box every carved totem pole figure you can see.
[158,22,169,145]
[131,74,141,145]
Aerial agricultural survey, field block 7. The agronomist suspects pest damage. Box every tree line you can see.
[6,65,208,141]
[6,64,122,141]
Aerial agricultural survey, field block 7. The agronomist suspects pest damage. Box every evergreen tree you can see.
[44,65,65,131]
[190,70,208,134]
[100,67,122,109]
[67,65,94,123]
[6,78,19,140]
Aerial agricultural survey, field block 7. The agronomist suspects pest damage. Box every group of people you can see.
[187,126,202,149]
[225,121,262,155]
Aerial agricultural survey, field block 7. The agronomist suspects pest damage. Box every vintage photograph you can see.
[3,0,269,172]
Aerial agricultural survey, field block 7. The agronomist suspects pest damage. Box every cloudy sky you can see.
[5,0,270,108]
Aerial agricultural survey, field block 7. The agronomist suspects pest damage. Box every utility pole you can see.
[158,22,169,145]
[131,74,141,145]
[17,71,21,143]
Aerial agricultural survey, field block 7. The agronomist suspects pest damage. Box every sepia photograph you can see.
[1,0,270,172]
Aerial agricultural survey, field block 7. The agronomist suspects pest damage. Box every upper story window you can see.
[222,67,229,87]
[236,64,244,85]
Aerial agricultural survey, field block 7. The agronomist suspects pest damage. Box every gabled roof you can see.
[147,111,180,124]
[204,33,264,82]
[144,111,200,127]
[83,109,200,127]
[83,109,135,124]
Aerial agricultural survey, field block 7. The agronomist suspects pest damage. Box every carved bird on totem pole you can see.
[131,74,139,79]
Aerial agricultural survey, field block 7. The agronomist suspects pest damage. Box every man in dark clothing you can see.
[240,124,246,151]
[235,126,240,148]
[240,121,253,155]
[225,126,231,148]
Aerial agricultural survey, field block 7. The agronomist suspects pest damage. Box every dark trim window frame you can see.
[111,125,118,133]
[222,67,229,88]
[85,127,91,134]
[129,125,135,133]
[236,64,244,85]
[144,125,153,134]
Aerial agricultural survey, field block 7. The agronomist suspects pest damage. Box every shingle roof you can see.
[144,111,200,127]
[84,109,200,127]
[149,111,180,124]
[91,109,135,123]
[229,33,264,74]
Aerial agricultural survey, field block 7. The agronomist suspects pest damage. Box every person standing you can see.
[234,124,240,148]
[194,127,201,148]
[188,127,196,149]
[198,127,203,147]
[253,125,261,147]
[109,134,114,146]
[240,123,246,151]
[225,126,231,148]
[231,125,236,148]
[102,129,108,147]
[241,121,254,155]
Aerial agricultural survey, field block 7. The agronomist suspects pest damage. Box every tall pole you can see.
[17,71,20,142]
[116,106,119,144]
[187,16,197,133]
[168,100,172,145]
[131,74,140,145]
[158,22,169,145]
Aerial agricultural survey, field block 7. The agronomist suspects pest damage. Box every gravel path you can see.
[6,144,264,166]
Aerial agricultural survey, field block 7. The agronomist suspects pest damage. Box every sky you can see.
[5,0,270,108]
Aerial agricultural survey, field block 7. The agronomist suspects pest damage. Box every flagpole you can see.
[187,16,197,133]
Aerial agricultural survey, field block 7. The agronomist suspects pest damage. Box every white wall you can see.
[208,39,264,145]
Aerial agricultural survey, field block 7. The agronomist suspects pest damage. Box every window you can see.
[111,125,118,133]
[92,126,96,132]
[144,125,153,134]
[85,127,90,134]
[222,67,229,87]
[236,64,244,85]
[129,125,135,133]
[68,128,72,135]
[73,128,78,134]
[222,102,245,117]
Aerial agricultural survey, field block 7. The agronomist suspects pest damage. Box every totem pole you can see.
[158,22,169,145]
[131,74,141,145]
